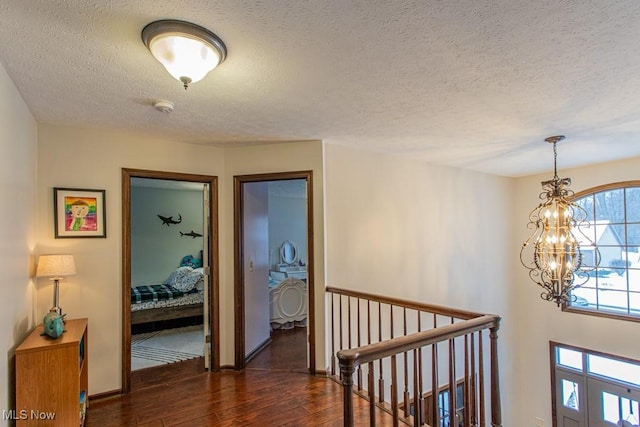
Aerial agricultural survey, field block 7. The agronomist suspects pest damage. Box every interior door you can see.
[202,183,211,370]
[242,182,270,357]
[587,377,640,427]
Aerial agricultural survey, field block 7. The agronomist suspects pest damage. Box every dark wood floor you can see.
[88,327,396,426]
[246,327,308,372]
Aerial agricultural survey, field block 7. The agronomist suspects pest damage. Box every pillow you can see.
[191,268,205,291]
[164,266,194,292]
[180,254,202,269]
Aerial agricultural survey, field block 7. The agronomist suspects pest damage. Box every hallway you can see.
[88,327,395,426]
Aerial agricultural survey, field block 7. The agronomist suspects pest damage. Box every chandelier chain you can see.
[553,141,558,180]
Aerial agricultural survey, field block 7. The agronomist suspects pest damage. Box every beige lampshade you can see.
[36,255,76,279]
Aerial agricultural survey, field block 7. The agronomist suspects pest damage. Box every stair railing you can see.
[326,287,502,427]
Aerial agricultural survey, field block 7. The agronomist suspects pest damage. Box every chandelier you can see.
[520,135,595,306]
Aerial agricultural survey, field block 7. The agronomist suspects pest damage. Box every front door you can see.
[587,377,640,427]
[555,369,587,426]
[553,342,640,427]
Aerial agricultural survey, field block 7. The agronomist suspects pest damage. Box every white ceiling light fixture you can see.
[142,20,227,90]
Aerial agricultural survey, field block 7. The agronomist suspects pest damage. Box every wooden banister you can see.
[327,286,502,427]
[337,315,499,368]
[326,286,485,320]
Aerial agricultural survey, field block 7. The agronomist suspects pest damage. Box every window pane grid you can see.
[569,183,640,320]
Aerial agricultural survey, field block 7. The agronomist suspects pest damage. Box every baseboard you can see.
[88,389,122,403]
[314,369,329,378]
[245,336,272,363]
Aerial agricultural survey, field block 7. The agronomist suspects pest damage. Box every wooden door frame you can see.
[233,171,316,373]
[121,168,220,393]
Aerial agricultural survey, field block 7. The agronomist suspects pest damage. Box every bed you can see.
[131,266,205,326]
[269,277,307,330]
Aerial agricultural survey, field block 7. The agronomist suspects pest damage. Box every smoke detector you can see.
[153,100,175,113]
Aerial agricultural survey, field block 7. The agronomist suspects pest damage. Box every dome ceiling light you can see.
[142,20,227,90]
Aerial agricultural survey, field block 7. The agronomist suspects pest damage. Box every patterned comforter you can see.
[131,284,185,304]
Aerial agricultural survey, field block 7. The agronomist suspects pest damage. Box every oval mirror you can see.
[280,240,298,265]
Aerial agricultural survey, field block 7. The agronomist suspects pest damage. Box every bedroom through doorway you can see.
[121,169,219,394]
[130,177,206,371]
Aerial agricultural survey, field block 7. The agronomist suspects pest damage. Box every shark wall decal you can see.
[158,214,182,226]
[180,230,203,239]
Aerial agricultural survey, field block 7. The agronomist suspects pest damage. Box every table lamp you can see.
[36,254,76,315]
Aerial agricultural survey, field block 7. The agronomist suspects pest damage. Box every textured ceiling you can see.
[1,1,640,177]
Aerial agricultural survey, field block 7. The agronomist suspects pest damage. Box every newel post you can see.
[338,354,356,427]
[490,321,503,427]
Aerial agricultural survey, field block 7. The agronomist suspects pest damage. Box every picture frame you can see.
[54,187,106,238]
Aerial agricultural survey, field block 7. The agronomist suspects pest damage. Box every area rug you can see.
[131,325,204,370]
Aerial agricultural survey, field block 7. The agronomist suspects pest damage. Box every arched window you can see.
[565,181,640,321]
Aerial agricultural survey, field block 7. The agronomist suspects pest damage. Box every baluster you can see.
[348,296,352,350]
[413,348,421,427]
[339,295,344,380]
[470,332,477,426]
[479,331,485,427]
[416,312,424,421]
[464,334,470,427]
[448,319,456,427]
[390,305,395,341]
[403,308,410,418]
[431,313,438,427]
[490,325,502,427]
[366,299,372,414]
[331,292,336,377]
[357,297,362,391]
[391,354,399,427]
[368,361,376,426]
[378,302,384,403]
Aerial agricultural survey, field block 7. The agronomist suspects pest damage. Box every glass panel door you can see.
[556,369,587,427]
[587,377,640,427]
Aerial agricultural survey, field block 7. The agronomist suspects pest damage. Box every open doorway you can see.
[234,171,315,373]
[121,168,219,393]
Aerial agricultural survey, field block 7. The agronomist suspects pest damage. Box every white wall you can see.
[268,182,307,268]
[131,186,204,284]
[514,155,640,426]
[323,144,517,423]
[0,61,38,424]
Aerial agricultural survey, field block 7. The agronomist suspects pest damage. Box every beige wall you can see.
[36,125,324,394]
[323,144,518,422]
[36,125,227,393]
[513,155,640,425]
[0,61,38,424]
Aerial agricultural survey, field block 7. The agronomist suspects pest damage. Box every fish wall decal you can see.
[180,230,203,239]
[158,213,182,226]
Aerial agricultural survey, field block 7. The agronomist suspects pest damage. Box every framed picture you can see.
[54,188,106,238]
